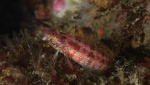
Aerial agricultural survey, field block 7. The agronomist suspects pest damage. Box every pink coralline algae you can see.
[43,29,113,71]
[52,0,65,13]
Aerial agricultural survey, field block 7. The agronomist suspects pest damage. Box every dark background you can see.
[0,0,22,35]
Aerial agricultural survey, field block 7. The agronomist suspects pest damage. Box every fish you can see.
[43,29,112,71]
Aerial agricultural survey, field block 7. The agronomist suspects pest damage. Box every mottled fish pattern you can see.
[44,29,112,70]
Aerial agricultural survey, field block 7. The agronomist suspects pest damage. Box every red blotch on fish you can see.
[44,29,112,71]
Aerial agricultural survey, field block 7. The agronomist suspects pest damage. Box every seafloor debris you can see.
[0,0,150,84]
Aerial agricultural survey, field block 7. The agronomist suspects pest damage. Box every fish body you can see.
[44,29,112,70]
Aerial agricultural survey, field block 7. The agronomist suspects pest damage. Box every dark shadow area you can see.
[0,0,22,36]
